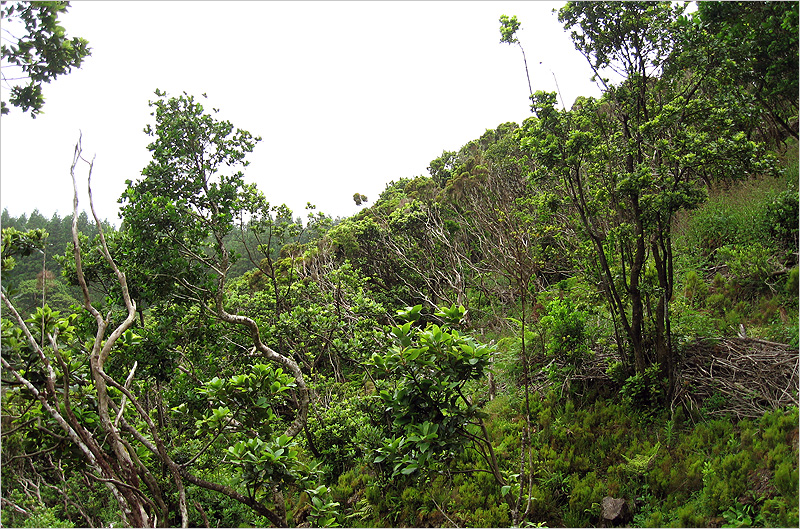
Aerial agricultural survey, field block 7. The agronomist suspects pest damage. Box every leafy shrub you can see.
[711,271,727,291]
[21,507,76,529]
[683,199,741,256]
[717,243,779,293]
[567,471,604,523]
[763,188,799,251]
[306,391,372,480]
[620,364,665,411]
[366,304,497,479]
[606,360,627,385]
[760,497,799,528]
[684,270,709,307]
[706,292,732,314]
[540,296,590,366]
[786,266,799,295]
[671,297,720,342]
[678,173,796,268]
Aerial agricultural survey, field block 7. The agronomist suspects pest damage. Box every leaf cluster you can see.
[367,304,495,478]
[0,1,90,116]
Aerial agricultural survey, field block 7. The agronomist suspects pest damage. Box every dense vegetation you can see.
[2,2,798,527]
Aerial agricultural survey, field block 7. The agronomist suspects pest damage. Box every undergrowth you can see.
[325,386,798,528]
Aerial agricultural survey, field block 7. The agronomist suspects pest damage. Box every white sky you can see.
[1,1,602,225]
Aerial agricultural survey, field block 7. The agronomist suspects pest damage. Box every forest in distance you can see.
[1,1,799,527]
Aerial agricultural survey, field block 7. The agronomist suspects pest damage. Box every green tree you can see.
[697,1,798,143]
[2,209,104,302]
[1,140,171,527]
[526,2,777,391]
[119,89,311,525]
[499,14,532,98]
[1,1,91,117]
[427,150,457,187]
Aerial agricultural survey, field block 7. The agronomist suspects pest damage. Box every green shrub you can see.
[711,271,727,291]
[786,266,799,295]
[706,292,732,314]
[683,199,741,255]
[763,188,799,251]
[471,504,511,527]
[673,498,708,527]
[541,296,590,366]
[760,497,799,528]
[681,172,796,256]
[773,459,798,498]
[567,471,604,521]
[620,364,665,411]
[717,243,778,293]
[606,360,628,385]
[684,270,709,307]
[671,301,721,342]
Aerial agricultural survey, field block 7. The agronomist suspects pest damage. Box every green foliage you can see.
[0,209,109,303]
[669,165,797,344]
[697,1,798,145]
[226,259,386,377]
[304,385,385,481]
[717,243,781,294]
[528,1,779,388]
[4,2,799,525]
[606,360,627,385]
[195,363,297,437]
[679,174,797,261]
[786,266,799,295]
[620,364,665,412]
[12,276,80,315]
[722,500,765,528]
[305,485,341,527]
[683,270,709,308]
[367,304,496,479]
[119,89,262,302]
[225,434,305,495]
[19,506,76,528]
[763,188,799,251]
[540,296,589,366]
[621,441,661,476]
[1,226,47,273]
[0,1,91,117]
[499,14,522,44]
[489,397,797,528]
[558,2,684,77]
[427,150,458,187]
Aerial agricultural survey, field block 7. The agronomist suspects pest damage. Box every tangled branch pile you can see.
[676,337,800,419]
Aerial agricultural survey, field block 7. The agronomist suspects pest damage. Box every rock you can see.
[601,496,630,524]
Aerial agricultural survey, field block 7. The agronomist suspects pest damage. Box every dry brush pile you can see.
[675,337,799,419]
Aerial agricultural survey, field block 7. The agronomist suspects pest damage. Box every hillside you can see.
[2,2,798,527]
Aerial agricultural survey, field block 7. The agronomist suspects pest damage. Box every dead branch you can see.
[675,337,799,419]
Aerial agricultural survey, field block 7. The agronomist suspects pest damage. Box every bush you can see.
[541,297,590,366]
[678,173,797,266]
[620,364,666,411]
[786,266,799,296]
[717,243,779,293]
[683,270,709,307]
[763,188,799,252]
[682,199,741,256]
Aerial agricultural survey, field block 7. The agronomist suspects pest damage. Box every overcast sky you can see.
[1,1,603,225]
